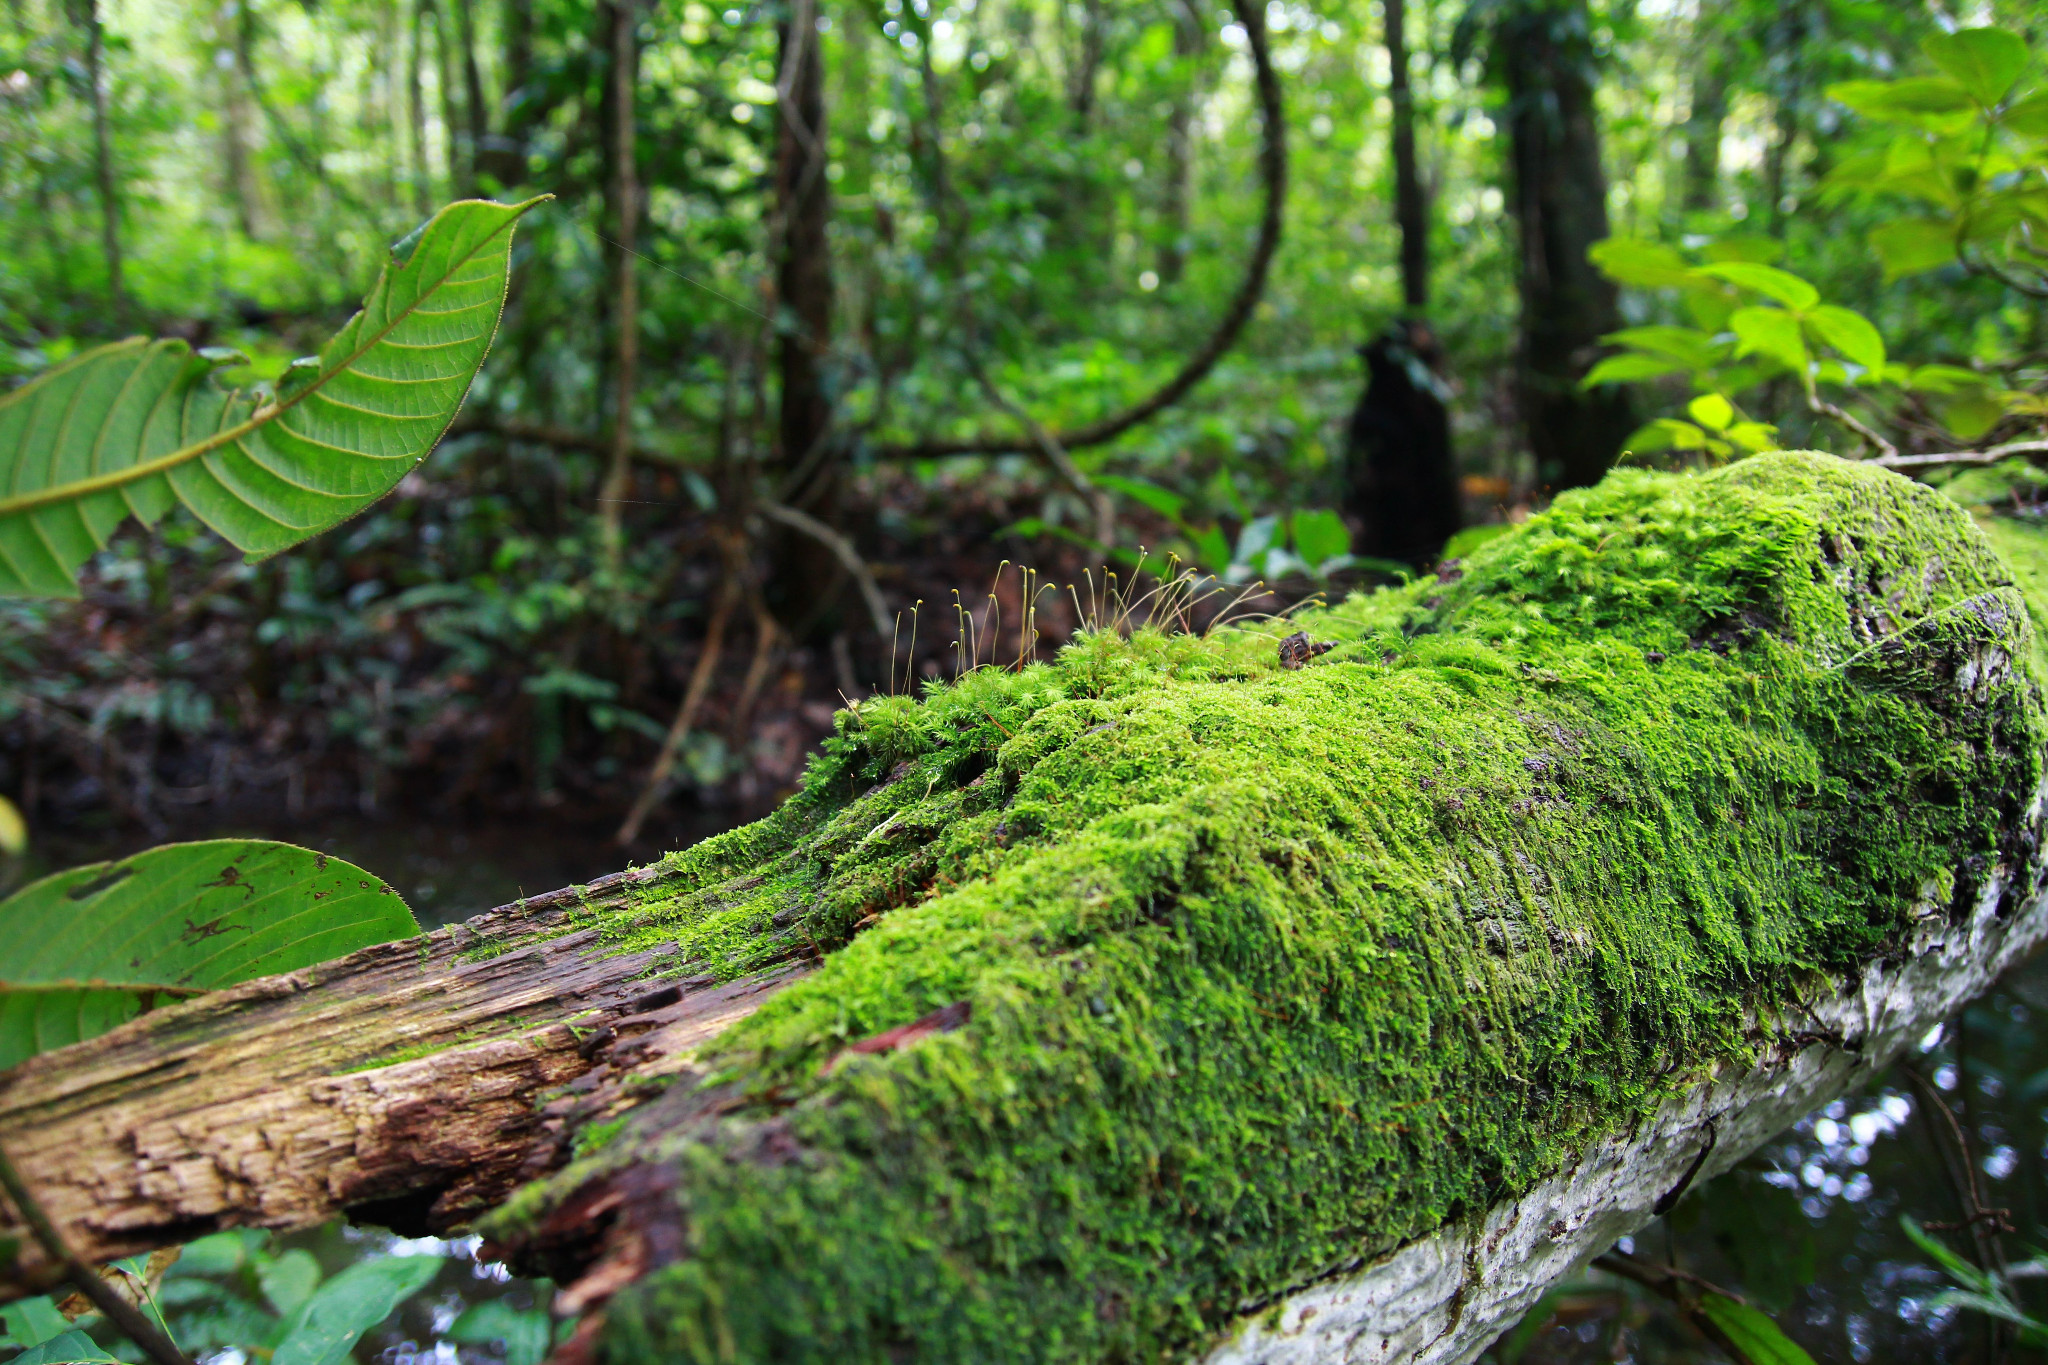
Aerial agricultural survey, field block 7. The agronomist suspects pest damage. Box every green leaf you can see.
[1699,235,1786,265]
[1935,389,2010,440]
[1095,474,1188,521]
[1909,363,1996,395]
[1687,393,1735,432]
[1692,262,1820,311]
[1902,1215,1997,1293]
[260,1249,326,1318]
[1187,525,1231,573]
[1923,28,2029,108]
[1289,509,1353,568]
[0,839,417,1069]
[450,1301,555,1365]
[2,1297,72,1349]
[2005,90,2048,138]
[1804,306,1887,372]
[9,1330,120,1365]
[1584,353,1688,386]
[1870,219,1958,280]
[1829,77,1976,122]
[1697,1293,1818,1365]
[1588,238,1695,289]
[1730,307,1810,375]
[271,1255,442,1365]
[1726,421,1782,453]
[1624,418,1709,453]
[1602,326,1721,369]
[1441,524,1512,559]
[0,198,545,598]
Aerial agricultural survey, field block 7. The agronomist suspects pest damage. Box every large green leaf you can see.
[1923,28,2029,108]
[1697,1293,1817,1365]
[270,1254,441,1365]
[0,839,416,1069]
[0,197,544,598]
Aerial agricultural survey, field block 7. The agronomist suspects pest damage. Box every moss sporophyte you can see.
[481,453,2048,1364]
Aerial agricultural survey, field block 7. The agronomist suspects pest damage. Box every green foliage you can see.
[1899,1215,2048,1348]
[0,199,539,597]
[482,453,2047,1363]
[1697,1292,1818,1365]
[0,838,415,1068]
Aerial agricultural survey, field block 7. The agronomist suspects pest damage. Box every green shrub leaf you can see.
[1692,262,1820,311]
[1870,219,1959,279]
[1697,1293,1818,1365]
[1804,305,1887,372]
[1923,27,2030,108]
[1730,307,1810,376]
[0,839,416,1069]
[271,1255,442,1365]
[0,197,545,598]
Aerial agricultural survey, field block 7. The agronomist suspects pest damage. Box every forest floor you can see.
[0,462,1354,866]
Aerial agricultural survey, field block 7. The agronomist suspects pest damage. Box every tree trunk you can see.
[72,0,125,328]
[1495,0,1633,492]
[7,457,2047,1365]
[477,0,534,187]
[1385,0,1426,313]
[453,0,489,197]
[1680,1,1727,214]
[428,0,464,198]
[1156,0,1202,287]
[765,0,842,636]
[407,0,432,216]
[219,1,263,240]
[597,0,639,559]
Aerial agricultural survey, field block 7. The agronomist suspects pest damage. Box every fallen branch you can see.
[1873,436,2048,470]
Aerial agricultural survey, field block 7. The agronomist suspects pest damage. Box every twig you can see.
[615,580,738,845]
[757,502,892,637]
[1592,1250,1763,1365]
[726,593,781,743]
[1873,437,2048,470]
[0,1142,194,1365]
[1808,390,1899,463]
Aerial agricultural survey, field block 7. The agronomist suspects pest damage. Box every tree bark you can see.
[428,0,463,198]
[1680,2,1727,214]
[1494,0,1633,492]
[1156,0,1202,287]
[453,0,489,196]
[765,0,842,637]
[597,0,640,559]
[1385,0,1426,313]
[5,457,2046,1365]
[477,0,534,186]
[407,0,433,216]
[72,0,125,328]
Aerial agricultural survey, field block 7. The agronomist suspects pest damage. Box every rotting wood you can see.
[0,867,806,1297]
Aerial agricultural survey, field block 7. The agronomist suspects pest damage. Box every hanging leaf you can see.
[1729,308,1811,376]
[1870,219,1958,280]
[1584,353,1689,386]
[1587,238,1696,289]
[1922,28,2030,108]
[0,197,546,599]
[1697,1293,1818,1365]
[1686,393,1735,433]
[1691,262,1820,312]
[1804,305,1887,373]
[0,839,416,1069]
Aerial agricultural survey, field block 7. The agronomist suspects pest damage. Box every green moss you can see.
[486,454,2047,1365]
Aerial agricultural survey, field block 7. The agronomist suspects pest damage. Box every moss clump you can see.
[489,453,2047,1365]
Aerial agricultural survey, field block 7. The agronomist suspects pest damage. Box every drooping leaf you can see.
[1923,28,2030,108]
[8,1329,120,1365]
[1697,1293,1818,1365]
[1726,421,1782,453]
[1729,308,1810,376]
[1686,393,1735,432]
[1804,306,1887,373]
[1902,1215,1997,1293]
[1602,326,1721,369]
[1698,235,1786,265]
[450,1301,555,1365]
[0,839,416,1069]
[1623,418,1709,453]
[0,198,545,598]
[1288,509,1352,569]
[1828,76,1976,124]
[270,1254,442,1365]
[1588,238,1695,289]
[1909,363,1997,395]
[1870,219,1958,279]
[1692,262,1820,312]
[1584,353,1688,386]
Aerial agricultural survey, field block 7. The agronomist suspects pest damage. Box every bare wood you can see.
[0,868,803,1298]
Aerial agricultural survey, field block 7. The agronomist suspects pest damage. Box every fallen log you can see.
[5,452,2048,1365]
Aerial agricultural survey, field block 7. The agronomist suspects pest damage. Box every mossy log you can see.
[8,453,2048,1365]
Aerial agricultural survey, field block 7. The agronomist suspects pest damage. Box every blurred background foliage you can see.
[9,0,2048,1359]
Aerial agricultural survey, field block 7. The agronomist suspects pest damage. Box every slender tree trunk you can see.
[73,0,125,327]
[1496,0,1632,492]
[479,0,533,185]
[428,0,463,198]
[765,0,841,635]
[1156,0,1202,286]
[598,0,639,559]
[1070,0,1103,122]
[219,6,261,238]
[453,0,487,196]
[408,0,432,215]
[1680,4,1727,214]
[1385,0,1426,312]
